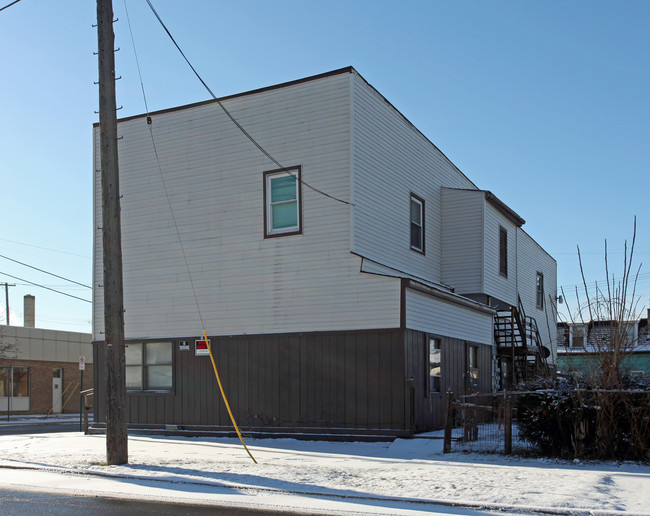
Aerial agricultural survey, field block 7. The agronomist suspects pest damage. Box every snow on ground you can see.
[0,427,648,515]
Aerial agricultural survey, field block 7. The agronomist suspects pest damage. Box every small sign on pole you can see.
[79,356,86,371]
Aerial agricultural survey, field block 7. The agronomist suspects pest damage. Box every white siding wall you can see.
[441,188,483,294]
[93,73,400,340]
[405,289,494,344]
[351,73,476,285]
[516,229,558,359]
[482,203,518,305]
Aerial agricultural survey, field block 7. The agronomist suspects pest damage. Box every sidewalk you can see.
[0,431,648,515]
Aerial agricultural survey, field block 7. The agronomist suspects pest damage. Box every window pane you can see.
[125,343,143,366]
[146,342,172,365]
[411,223,422,249]
[410,199,421,224]
[0,368,9,397]
[147,366,172,390]
[272,202,298,229]
[126,366,143,389]
[270,175,296,203]
[429,339,441,392]
[12,367,29,397]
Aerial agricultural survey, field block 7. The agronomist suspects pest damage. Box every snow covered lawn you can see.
[0,430,648,514]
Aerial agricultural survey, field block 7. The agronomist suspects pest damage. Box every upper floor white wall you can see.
[350,72,476,286]
[516,229,558,357]
[94,71,400,340]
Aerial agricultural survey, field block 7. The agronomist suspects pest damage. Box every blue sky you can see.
[1,0,648,333]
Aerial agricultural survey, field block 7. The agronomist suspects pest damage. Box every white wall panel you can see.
[516,229,558,358]
[94,72,400,340]
[405,289,494,344]
[441,188,483,294]
[351,73,477,285]
[482,203,518,305]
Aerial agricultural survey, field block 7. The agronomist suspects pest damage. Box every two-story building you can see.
[92,67,556,437]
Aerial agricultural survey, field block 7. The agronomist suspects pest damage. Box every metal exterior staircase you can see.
[494,296,549,388]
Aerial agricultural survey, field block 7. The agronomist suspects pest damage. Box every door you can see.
[52,368,63,413]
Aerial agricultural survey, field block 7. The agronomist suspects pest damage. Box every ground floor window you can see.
[0,366,30,397]
[468,345,479,384]
[126,341,173,391]
[429,338,441,393]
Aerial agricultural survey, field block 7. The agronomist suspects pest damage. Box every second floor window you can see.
[264,167,302,237]
[536,272,544,309]
[410,194,425,253]
[499,226,508,277]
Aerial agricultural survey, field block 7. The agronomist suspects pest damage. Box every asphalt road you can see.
[0,490,306,515]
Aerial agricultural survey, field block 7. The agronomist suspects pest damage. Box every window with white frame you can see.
[126,341,173,391]
[264,167,301,237]
[536,272,544,309]
[429,338,441,393]
[410,194,425,253]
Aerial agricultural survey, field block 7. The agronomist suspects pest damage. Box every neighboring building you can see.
[557,310,650,379]
[92,67,556,437]
[0,296,93,415]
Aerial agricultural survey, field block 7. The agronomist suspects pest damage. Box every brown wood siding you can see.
[93,329,408,433]
[404,330,494,430]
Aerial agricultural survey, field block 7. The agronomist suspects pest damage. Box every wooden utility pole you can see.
[97,0,128,465]
[2,283,15,325]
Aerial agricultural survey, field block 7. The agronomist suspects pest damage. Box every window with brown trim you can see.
[126,342,173,391]
[410,193,425,253]
[468,345,479,384]
[499,226,508,277]
[264,166,302,238]
[429,338,441,393]
[536,272,544,309]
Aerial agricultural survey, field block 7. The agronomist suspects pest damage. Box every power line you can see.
[0,272,91,303]
[143,0,352,207]
[0,0,22,13]
[0,253,91,289]
[123,0,206,334]
[0,238,90,259]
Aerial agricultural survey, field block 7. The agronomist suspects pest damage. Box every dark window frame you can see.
[536,272,544,309]
[499,226,508,278]
[468,344,479,384]
[427,336,442,395]
[410,193,425,254]
[125,341,174,392]
[263,166,303,239]
[0,366,30,398]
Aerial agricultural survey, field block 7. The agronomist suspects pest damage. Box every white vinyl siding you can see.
[516,229,557,359]
[482,203,518,305]
[405,288,494,344]
[93,72,400,340]
[441,188,483,295]
[351,73,476,285]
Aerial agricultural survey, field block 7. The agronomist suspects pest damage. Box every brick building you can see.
[0,298,92,415]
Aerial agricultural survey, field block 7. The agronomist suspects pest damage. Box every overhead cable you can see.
[0,272,92,303]
[144,0,352,207]
[0,253,91,289]
[0,0,22,13]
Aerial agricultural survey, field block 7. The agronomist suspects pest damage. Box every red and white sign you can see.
[79,356,86,371]
[195,339,211,356]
